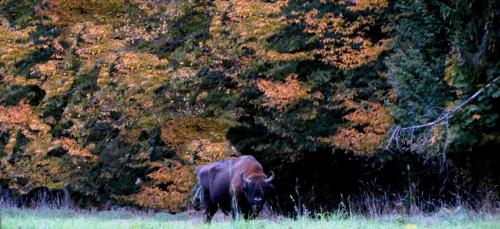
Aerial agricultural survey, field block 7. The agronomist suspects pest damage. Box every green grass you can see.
[1,206,499,229]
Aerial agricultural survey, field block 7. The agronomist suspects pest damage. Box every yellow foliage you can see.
[257,74,309,110]
[2,157,70,194]
[0,102,94,194]
[348,0,389,12]
[147,162,194,191]
[209,0,310,63]
[161,117,227,149]
[0,102,51,137]
[72,22,126,59]
[182,139,237,163]
[0,102,52,162]
[53,138,97,160]
[444,47,462,87]
[39,0,127,25]
[0,24,37,69]
[431,126,441,144]
[225,0,288,41]
[128,186,187,211]
[257,49,314,62]
[320,102,393,155]
[111,51,171,96]
[32,61,74,97]
[209,0,388,69]
[302,1,389,69]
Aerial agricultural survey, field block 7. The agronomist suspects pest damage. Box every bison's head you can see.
[240,171,275,212]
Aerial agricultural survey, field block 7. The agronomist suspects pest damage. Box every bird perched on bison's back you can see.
[194,155,275,222]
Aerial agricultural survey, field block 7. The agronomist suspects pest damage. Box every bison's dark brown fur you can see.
[195,155,274,222]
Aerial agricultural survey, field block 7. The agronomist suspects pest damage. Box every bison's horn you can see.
[240,171,251,183]
[265,171,275,183]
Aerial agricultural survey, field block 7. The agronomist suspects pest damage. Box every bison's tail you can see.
[191,179,202,211]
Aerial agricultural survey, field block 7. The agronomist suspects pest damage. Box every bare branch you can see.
[386,76,500,155]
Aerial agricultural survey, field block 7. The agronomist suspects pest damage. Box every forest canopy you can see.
[0,0,499,212]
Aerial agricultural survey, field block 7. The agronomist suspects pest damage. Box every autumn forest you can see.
[0,0,499,215]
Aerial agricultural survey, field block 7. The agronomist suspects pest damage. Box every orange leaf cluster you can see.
[147,162,194,192]
[0,25,37,64]
[54,138,96,160]
[39,0,127,25]
[225,0,288,41]
[128,186,187,211]
[124,159,192,210]
[257,74,308,110]
[161,118,227,149]
[320,102,393,155]
[209,0,311,64]
[301,1,389,69]
[348,0,389,12]
[183,139,237,163]
[0,102,90,194]
[0,102,33,129]
[0,102,50,137]
[31,60,74,97]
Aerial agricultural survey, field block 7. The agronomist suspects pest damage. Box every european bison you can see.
[195,155,275,222]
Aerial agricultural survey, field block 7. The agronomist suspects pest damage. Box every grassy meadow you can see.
[1,206,499,229]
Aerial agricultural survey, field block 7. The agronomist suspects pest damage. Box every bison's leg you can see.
[205,203,218,223]
[231,207,238,220]
[202,188,217,223]
[231,198,241,220]
[242,208,254,220]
